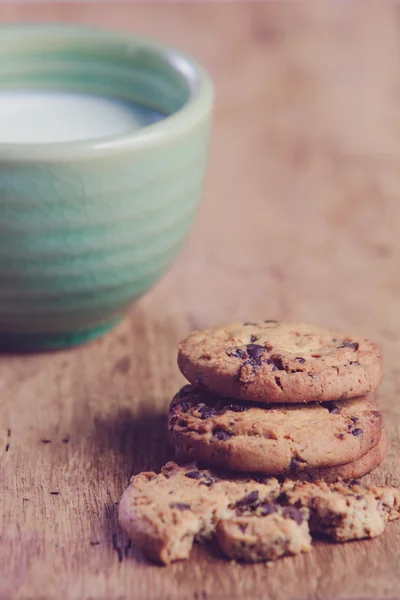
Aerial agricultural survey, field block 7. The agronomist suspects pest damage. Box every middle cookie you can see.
[168,386,382,474]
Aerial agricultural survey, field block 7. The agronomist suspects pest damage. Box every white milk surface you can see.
[0,91,164,143]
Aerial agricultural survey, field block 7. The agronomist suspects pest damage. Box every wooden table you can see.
[1,2,400,599]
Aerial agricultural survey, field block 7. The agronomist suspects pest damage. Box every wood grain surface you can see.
[1,2,400,599]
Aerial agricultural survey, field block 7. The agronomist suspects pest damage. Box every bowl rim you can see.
[0,23,214,162]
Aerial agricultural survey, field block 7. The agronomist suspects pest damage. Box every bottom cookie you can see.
[119,459,400,564]
[295,430,387,483]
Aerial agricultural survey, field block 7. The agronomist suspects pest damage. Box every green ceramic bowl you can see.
[0,24,213,351]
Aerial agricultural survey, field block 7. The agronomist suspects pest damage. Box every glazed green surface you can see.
[0,25,213,348]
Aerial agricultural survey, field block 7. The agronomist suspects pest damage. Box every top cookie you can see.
[178,321,382,403]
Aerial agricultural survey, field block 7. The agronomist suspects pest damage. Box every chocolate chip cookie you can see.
[169,386,382,474]
[216,505,311,562]
[118,461,280,564]
[280,479,400,541]
[178,321,382,403]
[119,461,400,564]
[216,478,400,557]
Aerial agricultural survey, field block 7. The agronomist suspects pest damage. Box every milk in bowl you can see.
[0,91,164,143]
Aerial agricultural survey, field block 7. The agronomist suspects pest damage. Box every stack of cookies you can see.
[119,321,395,565]
[170,321,385,481]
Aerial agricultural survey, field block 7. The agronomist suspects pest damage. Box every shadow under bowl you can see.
[0,24,213,351]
